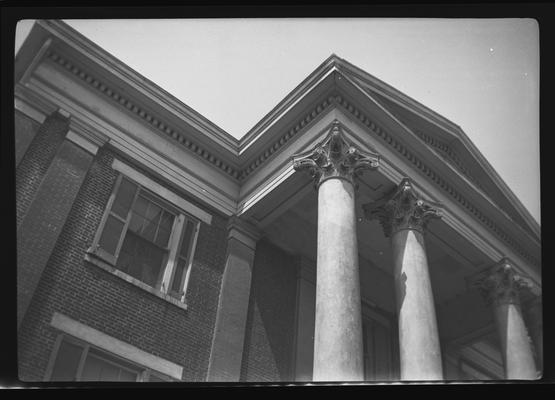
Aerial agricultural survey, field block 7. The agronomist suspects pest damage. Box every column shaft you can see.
[391,228,443,380]
[527,300,543,373]
[493,302,537,379]
[292,120,379,382]
[313,178,364,381]
[475,260,538,380]
[364,178,444,381]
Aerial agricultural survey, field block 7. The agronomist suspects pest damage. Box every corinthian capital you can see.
[473,259,529,307]
[363,178,442,237]
[292,120,380,188]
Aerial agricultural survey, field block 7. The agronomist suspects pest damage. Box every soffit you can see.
[261,168,494,308]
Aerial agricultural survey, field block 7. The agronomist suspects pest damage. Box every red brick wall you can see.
[17,140,94,327]
[240,240,299,382]
[16,111,69,227]
[17,146,228,382]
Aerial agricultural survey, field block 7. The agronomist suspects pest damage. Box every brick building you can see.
[15,20,542,382]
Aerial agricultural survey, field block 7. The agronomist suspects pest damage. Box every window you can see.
[91,175,199,301]
[46,335,173,382]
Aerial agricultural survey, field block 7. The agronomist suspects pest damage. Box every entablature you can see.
[15,20,541,279]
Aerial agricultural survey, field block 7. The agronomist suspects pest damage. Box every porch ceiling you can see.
[259,170,493,307]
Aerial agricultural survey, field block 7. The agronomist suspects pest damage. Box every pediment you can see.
[362,89,538,239]
[15,21,540,270]
[329,59,539,239]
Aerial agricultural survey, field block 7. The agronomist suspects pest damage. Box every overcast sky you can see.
[15,18,540,224]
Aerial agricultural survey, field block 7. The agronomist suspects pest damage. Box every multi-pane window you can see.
[92,175,199,301]
[47,336,171,382]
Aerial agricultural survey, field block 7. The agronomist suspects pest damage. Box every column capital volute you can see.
[472,258,532,307]
[362,178,442,237]
[292,120,380,189]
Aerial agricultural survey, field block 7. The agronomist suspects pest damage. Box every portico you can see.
[233,96,541,380]
[14,22,541,382]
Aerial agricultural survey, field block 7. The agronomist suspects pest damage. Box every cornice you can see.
[43,47,341,186]
[39,20,239,151]
[409,127,530,233]
[338,70,538,243]
[238,94,336,181]
[333,59,464,139]
[17,22,540,270]
[45,49,242,181]
[411,128,483,191]
[336,60,540,239]
[238,54,339,151]
[25,49,541,268]
[456,130,541,238]
[331,94,540,268]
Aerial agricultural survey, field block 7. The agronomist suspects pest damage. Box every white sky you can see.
[15,18,540,224]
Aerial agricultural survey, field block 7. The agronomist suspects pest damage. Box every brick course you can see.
[16,111,69,227]
[17,145,228,382]
[240,240,298,382]
[17,140,94,327]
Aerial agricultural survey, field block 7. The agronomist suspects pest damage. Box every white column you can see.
[364,178,443,380]
[476,259,538,380]
[293,120,379,381]
[525,296,543,373]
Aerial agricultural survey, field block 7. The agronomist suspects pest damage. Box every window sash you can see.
[168,219,199,300]
[45,334,174,382]
[93,175,139,264]
[91,173,201,301]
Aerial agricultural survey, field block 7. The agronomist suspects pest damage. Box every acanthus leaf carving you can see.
[363,178,442,237]
[292,120,380,188]
[472,259,532,307]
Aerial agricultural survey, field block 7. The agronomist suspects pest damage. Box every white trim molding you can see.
[14,97,47,124]
[65,130,99,155]
[50,312,183,380]
[111,158,212,225]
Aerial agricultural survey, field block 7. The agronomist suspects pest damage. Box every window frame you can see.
[89,173,200,302]
[44,334,174,382]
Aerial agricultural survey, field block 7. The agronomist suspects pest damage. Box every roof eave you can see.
[34,20,240,153]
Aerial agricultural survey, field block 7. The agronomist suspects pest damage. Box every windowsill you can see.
[84,251,188,311]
